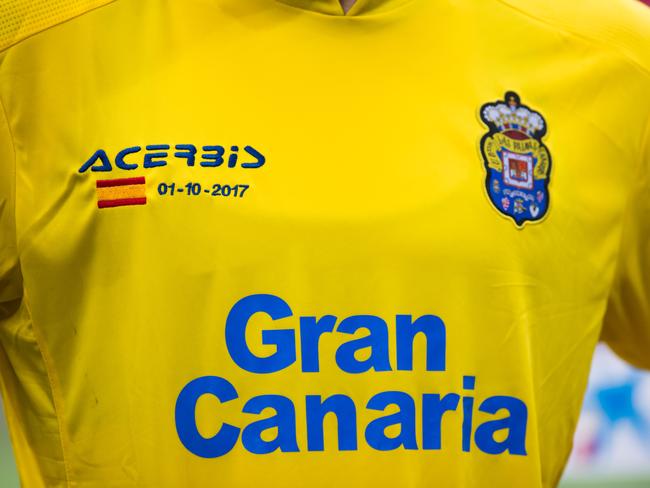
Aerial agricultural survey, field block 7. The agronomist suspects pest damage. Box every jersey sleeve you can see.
[0,94,22,321]
[600,114,650,369]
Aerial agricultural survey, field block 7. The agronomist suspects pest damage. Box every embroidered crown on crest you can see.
[481,91,545,137]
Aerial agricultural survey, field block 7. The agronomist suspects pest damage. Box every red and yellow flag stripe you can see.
[96,176,147,208]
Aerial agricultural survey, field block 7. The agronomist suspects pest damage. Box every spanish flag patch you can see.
[96,176,147,208]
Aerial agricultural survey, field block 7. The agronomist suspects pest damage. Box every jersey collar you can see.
[274,0,412,15]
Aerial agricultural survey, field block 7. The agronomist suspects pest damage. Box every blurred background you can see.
[561,345,650,488]
[0,344,648,487]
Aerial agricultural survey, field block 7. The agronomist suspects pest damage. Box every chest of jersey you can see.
[4,1,648,486]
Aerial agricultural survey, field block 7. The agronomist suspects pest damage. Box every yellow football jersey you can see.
[0,0,649,486]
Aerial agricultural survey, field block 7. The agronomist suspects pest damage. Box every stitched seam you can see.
[23,288,72,487]
[639,108,650,216]
[601,104,650,314]
[0,74,16,252]
[0,70,72,488]
[0,0,118,54]
[271,0,421,19]
[494,0,650,335]
[601,100,650,343]
[494,0,650,80]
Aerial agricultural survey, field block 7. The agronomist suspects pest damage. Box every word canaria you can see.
[175,294,528,458]
[78,144,265,173]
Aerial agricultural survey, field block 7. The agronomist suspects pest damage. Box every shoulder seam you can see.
[635,69,650,190]
[600,76,650,351]
[23,289,73,487]
[0,29,73,486]
[0,0,117,54]
[494,0,650,81]
[0,80,17,258]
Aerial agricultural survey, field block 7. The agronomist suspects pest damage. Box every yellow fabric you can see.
[96,184,146,202]
[0,0,114,52]
[0,0,648,487]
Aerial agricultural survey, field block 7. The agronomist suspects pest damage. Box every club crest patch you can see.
[479,92,551,227]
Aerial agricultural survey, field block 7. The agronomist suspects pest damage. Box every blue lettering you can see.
[299,315,337,373]
[201,146,225,167]
[422,393,460,450]
[225,294,296,374]
[175,376,240,458]
[241,145,266,168]
[175,144,197,166]
[174,295,529,460]
[306,394,357,451]
[115,146,141,170]
[241,395,299,454]
[366,391,417,451]
[79,149,112,173]
[228,146,239,167]
[475,396,528,455]
[143,144,169,168]
[396,314,446,372]
[335,315,392,374]
[462,376,476,452]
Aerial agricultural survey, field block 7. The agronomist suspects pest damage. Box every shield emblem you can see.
[479,92,552,228]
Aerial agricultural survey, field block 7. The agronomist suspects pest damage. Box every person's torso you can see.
[0,0,649,486]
